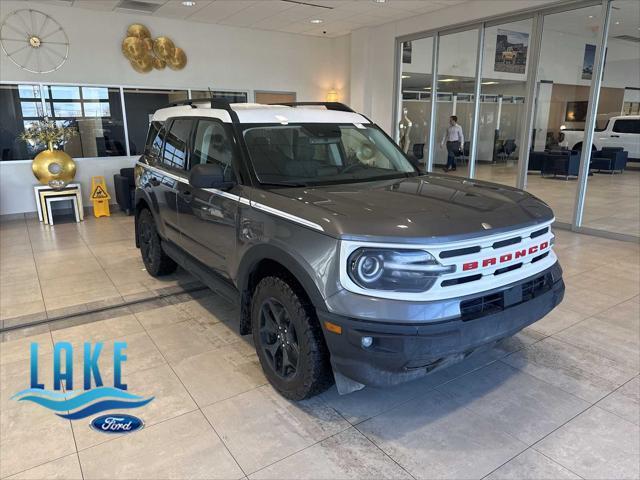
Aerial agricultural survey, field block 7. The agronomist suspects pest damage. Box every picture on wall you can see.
[582,44,596,80]
[402,41,412,64]
[565,101,589,122]
[494,29,528,74]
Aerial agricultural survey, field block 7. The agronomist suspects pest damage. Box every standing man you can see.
[440,115,464,172]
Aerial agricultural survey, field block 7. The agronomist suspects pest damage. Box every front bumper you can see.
[319,262,564,387]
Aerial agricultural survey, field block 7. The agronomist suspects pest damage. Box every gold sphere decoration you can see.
[127,23,151,39]
[32,148,76,189]
[153,36,176,60]
[152,56,166,70]
[142,37,153,52]
[122,36,145,60]
[130,55,153,73]
[167,47,187,70]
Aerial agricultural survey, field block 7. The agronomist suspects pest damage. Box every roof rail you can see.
[270,102,355,113]
[159,97,239,123]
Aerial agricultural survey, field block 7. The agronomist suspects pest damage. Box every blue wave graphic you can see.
[56,398,154,420]
[16,387,144,411]
[12,388,70,400]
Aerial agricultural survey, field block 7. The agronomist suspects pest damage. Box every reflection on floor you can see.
[440,162,640,237]
[1,215,639,479]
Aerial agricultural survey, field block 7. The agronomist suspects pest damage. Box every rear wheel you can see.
[251,276,333,400]
[137,208,177,277]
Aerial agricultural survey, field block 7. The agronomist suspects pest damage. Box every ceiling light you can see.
[482,81,499,85]
[588,15,594,18]
[181,1,196,6]
[615,21,621,25]
[439,78,457,82]
[423,87,431,90]
[373,0,387,3]
[310,19,323,24]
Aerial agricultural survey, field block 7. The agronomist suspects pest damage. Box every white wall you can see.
[0,0,350,215]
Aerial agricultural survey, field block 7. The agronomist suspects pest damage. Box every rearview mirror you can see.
[189,163,225,189]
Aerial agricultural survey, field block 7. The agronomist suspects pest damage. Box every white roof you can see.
[152,103,370,125]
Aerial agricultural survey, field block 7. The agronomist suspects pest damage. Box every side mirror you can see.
[189,163,225,189]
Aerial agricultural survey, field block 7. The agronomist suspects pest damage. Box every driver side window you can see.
[191,120,236,182]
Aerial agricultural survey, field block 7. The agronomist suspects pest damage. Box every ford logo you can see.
[90,414,144,434]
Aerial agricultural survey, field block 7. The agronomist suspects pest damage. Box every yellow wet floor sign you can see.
[90,176,111,218]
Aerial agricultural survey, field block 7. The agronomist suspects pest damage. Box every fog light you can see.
[361,336,373,348]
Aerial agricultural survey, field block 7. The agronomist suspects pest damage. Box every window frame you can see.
[612,119,640,134]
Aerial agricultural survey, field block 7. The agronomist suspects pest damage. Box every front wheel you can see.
[251,276,333,400]
[137,208,177,277]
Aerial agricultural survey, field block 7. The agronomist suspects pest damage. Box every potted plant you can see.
[20,118,77,189]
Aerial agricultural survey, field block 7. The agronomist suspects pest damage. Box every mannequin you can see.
[398,107,413,154]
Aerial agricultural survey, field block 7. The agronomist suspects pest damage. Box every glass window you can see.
[191,120,236,182]
[123,88,188,155]
[476,18,533,187]
[0,84,45,161]
[399,37,433,167]
[243,124,416,186]
[583,0,639,237]
[161,119,191,170]
[434,28,479,177]
[145,121,165,160]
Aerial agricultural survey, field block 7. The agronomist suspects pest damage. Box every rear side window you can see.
[190,120,236,182]
[612,119,640,134]
[144,121,165,159]
[161,119,192,170]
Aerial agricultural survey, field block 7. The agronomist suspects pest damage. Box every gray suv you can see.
[135,100,564,399]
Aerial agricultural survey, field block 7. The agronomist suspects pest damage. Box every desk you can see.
[33,183,83,224]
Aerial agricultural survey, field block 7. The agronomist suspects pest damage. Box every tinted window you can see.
[161,119,191,170]
[612,119,640,134]
[191,120,236,181]
[144,121,165,159]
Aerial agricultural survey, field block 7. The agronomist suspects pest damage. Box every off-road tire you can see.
[137,208,177,277]
[251,276,333,400]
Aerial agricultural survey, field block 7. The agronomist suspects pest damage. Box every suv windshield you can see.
[242,124,417,186]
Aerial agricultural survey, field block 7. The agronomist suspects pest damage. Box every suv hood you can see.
[259,174,554,243]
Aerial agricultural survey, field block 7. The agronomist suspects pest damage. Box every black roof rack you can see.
[160,97,239,123]
[270,102,355,113]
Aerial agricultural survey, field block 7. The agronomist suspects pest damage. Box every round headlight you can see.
[356,253,384,284]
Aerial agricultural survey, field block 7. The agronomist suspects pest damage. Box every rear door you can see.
[175,118,241,277]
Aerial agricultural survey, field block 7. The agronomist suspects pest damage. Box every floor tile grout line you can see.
[587,374,640,425]
[0,452,82,480]
[24,215,49,321]
[136,310,250,479]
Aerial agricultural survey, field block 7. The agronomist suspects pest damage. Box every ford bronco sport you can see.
[134,99,564,400]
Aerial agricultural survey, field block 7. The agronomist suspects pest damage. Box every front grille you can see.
[460,273,551,321]
[530,226,549,238]
[492,237,521,249]
[439,246,481,259]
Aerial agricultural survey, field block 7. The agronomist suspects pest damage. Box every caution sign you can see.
[90,176,111,218]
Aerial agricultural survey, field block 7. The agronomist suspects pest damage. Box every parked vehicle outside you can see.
[134,100,565,399]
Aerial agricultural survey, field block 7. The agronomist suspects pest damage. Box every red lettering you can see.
[514,249,527,259]
[463,261,478,271]
[528,245,538,254]
[540,241,549,250]
[482,257,497,267]
[500,253,513,263]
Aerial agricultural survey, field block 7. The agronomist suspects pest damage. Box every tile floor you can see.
[0,213,639,479]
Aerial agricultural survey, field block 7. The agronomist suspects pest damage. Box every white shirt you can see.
[442,123,464,145]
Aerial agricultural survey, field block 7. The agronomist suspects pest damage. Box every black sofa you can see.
[591,147,628,173]
[528,149,580,179]
[114,168,135,215]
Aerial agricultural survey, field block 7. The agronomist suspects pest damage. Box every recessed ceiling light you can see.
[615,21,621,25]
[310,19,323,24]
[482,81,499,85]
[439,78,457,82]
[401,74,411,79]
[588,15,594,18]
[373,0,387,3]
[181,1,196,6]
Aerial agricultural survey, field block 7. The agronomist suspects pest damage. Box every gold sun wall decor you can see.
[121,24,187,73]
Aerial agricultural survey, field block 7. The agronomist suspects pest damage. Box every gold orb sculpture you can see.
[32,147,77,189]
[127,23,151,39]
[153,36,175,60]
[130,55,154,73]
[122,25,187,72]
[122,36,145,60]
[167,47,187,70]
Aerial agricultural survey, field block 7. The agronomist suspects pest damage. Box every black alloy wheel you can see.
[258,298,300,379]
[137,208,177,277]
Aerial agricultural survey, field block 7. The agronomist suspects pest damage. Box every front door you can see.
[176,119,241,277]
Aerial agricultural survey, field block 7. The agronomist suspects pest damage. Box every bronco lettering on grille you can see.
[462,241,549,271]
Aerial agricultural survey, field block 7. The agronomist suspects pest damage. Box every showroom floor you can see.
[0,212,639,479]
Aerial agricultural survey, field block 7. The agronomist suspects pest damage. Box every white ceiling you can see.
[47,0,468,38]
